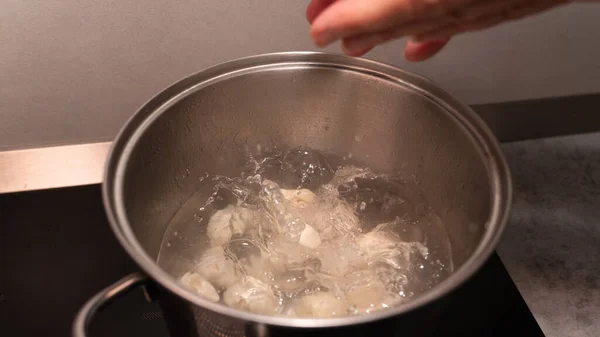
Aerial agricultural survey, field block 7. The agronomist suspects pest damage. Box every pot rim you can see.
[102,51,512,328]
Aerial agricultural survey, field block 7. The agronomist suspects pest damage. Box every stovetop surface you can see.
[0,184,544,337]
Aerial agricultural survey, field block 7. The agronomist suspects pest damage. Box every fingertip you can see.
[310,0,382,48]
[311,27,334,47]
[342,47,373,57]
[306,0,335,24]
[341,40,374,57]
[310,19,335,47]
[404,38,450,62]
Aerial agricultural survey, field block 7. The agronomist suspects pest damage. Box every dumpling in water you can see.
[356,223,398,255]
[207,205,255,247]
[196,247,239,289]
[357,223,427,271]
[343,270,400,314]
[281,189,316,205]
[316,235,364,277]
[179,271,220,302]
[207,206,235,247]
[292,292,349,318]
[312,199,360,240]
[223,277,280,315]
[230,205,255,235]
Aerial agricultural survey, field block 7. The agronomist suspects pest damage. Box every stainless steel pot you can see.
[74,52,512,337]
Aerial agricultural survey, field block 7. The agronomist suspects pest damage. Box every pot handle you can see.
[72,273,150,337]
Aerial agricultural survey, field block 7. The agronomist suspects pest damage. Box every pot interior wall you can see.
[119,65,492,272]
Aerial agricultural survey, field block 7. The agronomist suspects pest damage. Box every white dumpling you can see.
[207,205,255,246]
[346,281,386,314]
[357,224,426,270]
[223,277,280,315]
[356,227,397,256]
[281,189,316,204]
[348,287,400,314]
[292,292,349,318]
[343,271,398,314]
[207,205,235,247]
[313,200,360,240]
[196,247,239,289]
[179,271,220,302]
[298,224,321,249]
[316,235,364,277]
[357,231,407,270]
[230,206,254,235]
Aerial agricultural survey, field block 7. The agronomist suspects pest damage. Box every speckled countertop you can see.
[497,132,600,337]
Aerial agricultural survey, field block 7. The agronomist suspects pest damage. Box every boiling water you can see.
[157,148,453,318]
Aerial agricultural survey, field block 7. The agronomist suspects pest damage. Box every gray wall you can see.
[1,1,599,150]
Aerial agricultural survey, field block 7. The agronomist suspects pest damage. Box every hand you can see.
[306,0,570,62]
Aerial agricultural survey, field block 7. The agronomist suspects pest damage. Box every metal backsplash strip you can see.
[2,94,599,194]
[0,142,111,193]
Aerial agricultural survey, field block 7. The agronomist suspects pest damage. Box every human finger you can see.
[306,0,336,24]
[310,0,448,47]
[404,38,451,62]
[341,42,375,57]
[341,20,450,55]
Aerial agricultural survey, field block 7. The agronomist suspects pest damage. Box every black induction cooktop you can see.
[0,185,544,337]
